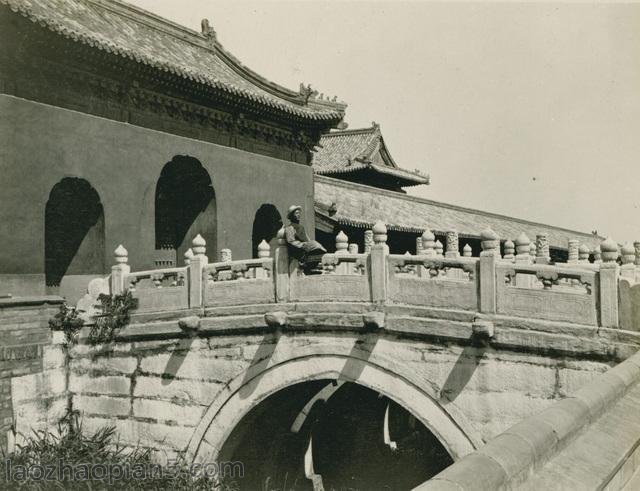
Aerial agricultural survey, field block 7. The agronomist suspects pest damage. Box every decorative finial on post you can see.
[364,230,374,254]
[529,242,537,258]
[480,228,499,257]
[257,240,271,258]
[421,229,436,257]
[503,240,515,261]
[348,243,359,254]
[621,242,635,265]
[568,240,579,264]
[335,231,349,254]
[601,237,618,263]
[462,243,472,257]
[192,234,206,256]
[515,233,531,259]
[184,248,194,266]
[373,221,387,245]
[445,230,459,258]
[593,244,602,264]
[110,245,130,295]
[114,244,128,264]
[578,244,590,263]
[220,248,232,262]
[535,234,550,264]
[435,240,444,258]
[416,236,424,255]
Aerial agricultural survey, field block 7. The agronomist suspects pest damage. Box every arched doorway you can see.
[220,380,453,490]
[251,204,282,258]
[45,177,105,291]
[155,156,216,265]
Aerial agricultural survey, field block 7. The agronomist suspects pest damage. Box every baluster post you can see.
[568,240,579,264]
[578,244,590,265]
[479,228,498,314]
[335,231,349,274]
[462,243,472,257]
[255,240,271,279]
[514,232,534,287]
[364,230,374,254]
[599,237,619,328]
[370,221,388,304]
[110,245,130,295]
[189,234,208,308]
[620,242,635,280]
[535,234,550,265]
[274,228,290,302]
[503,240,515,261]
[445,230,459,259]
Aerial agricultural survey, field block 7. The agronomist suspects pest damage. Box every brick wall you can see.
[0,296,63,453]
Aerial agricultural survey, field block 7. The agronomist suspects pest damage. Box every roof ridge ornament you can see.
[200,18,216,44]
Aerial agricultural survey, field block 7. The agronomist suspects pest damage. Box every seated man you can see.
[285,205,327,274]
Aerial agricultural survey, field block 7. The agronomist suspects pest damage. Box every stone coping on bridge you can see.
[77,224,640,345]
[414,348,640,490]
[66,301,640,364]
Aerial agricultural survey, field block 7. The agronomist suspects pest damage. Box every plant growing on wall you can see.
[48,303,85,347]
[88,291,138,345]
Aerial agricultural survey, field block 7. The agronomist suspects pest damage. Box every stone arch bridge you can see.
[10,224,640,489]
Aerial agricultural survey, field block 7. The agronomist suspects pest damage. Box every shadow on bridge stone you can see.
[439,343,487,402]
[338,332,380,382]
[239,331,281,400]
[161,336,195,385]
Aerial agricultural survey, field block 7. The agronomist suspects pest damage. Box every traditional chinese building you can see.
[0,0,344,299]
[0,0,601,301]
[312,124,600,258]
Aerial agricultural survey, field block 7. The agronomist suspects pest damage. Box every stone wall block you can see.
[133,376,223,406]
[69,374,130,396]
[133,399,204,426]
[70,356,138,375]
[75,395,130,417]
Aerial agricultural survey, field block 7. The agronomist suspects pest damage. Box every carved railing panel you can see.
[204,258,275,307]
[126,267,189,312]
[290,254,370,302]
[387,255,479,310]
[496,263,598,325]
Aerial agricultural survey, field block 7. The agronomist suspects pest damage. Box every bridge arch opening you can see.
[219,380,453,490]
[190,355,477,488]
[45,177,105,289]
[155,156,216,265]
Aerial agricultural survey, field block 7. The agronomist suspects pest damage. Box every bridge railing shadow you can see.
[95,224,638,331]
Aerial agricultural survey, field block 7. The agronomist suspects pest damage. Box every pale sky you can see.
[128,0,640,243]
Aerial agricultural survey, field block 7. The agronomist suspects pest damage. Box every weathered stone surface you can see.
[70,356,138,375]
[133,376,223,405]
[133,398,204,426]
[69,374,130,396]
[83,417,193,450]
[75,395,130,417]
[139,353,246,382]
[12,369,66,403]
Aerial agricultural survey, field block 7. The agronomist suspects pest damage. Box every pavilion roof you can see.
[314,176,602,250]
[1,0,346,123]
[312,124,429,187]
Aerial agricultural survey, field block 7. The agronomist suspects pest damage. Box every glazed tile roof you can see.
[1,0,345,122]
[312,124,429,186]
[315,176,601,249]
